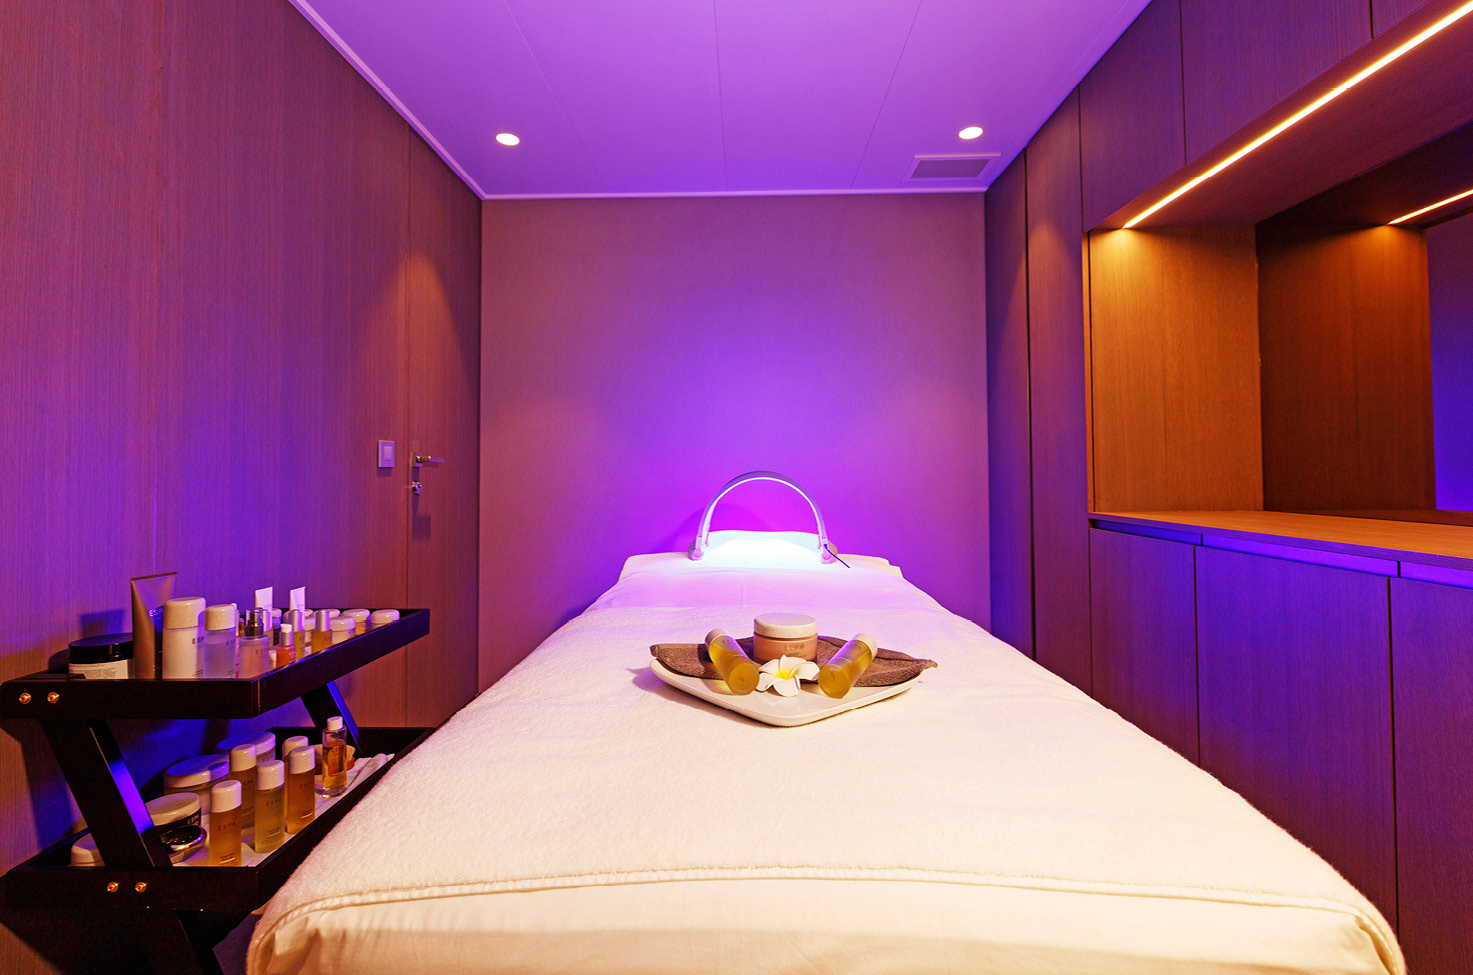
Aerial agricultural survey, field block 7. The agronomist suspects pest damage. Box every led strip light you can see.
[1123,1,1473,229]
[1388,185,1473,224]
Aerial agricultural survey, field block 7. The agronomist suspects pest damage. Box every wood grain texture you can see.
[986,158,1035,656]
[1026,95,1091,690]
[1089,529,1198,761]
[407,134,481,726]
[1181,0,1370,161]
[1087,227,1263,511]
[1391,578,1473,974]
[1079,0,1186,230]
[1257,224,1434,510]
[1094,509,1473,566]
[158,0,411,726]
[1196,547,1395,922]
[1373,0,1431,34]
[0,4,204,972]
[1111,0,1473,227]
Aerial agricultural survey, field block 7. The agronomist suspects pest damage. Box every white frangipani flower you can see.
[757,655,819,696]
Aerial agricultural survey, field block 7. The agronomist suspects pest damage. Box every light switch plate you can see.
[378,440,395,468]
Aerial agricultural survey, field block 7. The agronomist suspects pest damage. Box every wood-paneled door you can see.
[1391,577,1473,973]
[1196,547,1395,924]
[1089,528,1199,761]
[405,136,481,726]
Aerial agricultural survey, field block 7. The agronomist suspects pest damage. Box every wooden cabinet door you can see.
[1196,547,1395,924]
[1391,577,1473,973]
[1089,528,1198,761]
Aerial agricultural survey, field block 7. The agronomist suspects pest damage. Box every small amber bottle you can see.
[285,745,316,834]
[703,628,760,695]
[319,715,349,797]
[274,623,296,669]
[208,779,243,866]
[310,610,333,655]
[227,743,257,831]
[817,633,879,699]
[254,759,286,854]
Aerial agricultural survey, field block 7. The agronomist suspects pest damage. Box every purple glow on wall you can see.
[479,194,987,684]
[1430,210,1473,508]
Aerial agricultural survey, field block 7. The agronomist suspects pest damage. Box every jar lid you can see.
[257,758,285,791]
[344,609,370,621]
[68,634,133,665]
[146,792,200,825]
[70,834,102,867]
[217,730,276,759]
[287,745,316,774]
[158,822,205,863]
[211,778,242,812]
[163,754,229,789]
[162,596,206,629]
[330,618,354,632]
[753,613,818,639]
[369,610,400,628]
[204,603,237,631]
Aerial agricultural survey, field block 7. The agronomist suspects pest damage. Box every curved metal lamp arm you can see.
[687,471,835,563]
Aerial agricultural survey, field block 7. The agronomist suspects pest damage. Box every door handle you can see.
[411,453,445,495]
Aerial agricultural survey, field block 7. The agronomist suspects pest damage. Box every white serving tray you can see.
[649,659,920,727]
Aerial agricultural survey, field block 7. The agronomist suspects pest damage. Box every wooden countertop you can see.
[1091,510,1473,572]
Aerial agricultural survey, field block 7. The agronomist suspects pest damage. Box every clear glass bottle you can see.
[319,715,348,797]
[254,759,286,854]
[285,745,316,834]
[227,743,257,831]
[208,779,242,866]
[203,603,239,678]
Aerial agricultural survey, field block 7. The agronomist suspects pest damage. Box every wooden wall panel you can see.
[407,135,481,726]
[1373,0,1430,34]
[1079,0,1186,229]
[1088,227,1263,511]
[1089,529,1198,761]
[1181,0,1370,161]
[1196,548,1395,923]
[1391,578,1473,974]
[985,159,1035,656]
[1258,224,1434,510]
[159,0,411,727]
[1,1,482,969]
[0,5,193,972]
[1026,95,1091,690]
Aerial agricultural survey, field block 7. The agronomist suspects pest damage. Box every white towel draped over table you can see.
[250,555,1401,975]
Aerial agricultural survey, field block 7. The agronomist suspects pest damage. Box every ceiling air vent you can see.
[905,154,1000,181]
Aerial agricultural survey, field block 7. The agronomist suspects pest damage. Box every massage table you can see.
[249,549,1401,974]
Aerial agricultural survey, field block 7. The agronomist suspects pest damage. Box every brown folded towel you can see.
[650,636,936,687]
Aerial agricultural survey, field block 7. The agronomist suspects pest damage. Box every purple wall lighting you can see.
[479,193,988,684]
[1429,211,1473,509]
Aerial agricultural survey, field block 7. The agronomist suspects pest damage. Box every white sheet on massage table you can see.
[250,556,1401,975]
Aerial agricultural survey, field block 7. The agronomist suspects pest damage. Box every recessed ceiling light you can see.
[958,125,984,140]
[495,132,520,147]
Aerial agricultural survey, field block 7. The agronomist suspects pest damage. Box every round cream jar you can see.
[752,613,819,662]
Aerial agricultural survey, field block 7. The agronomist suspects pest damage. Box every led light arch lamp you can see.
[687,471,837,564]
